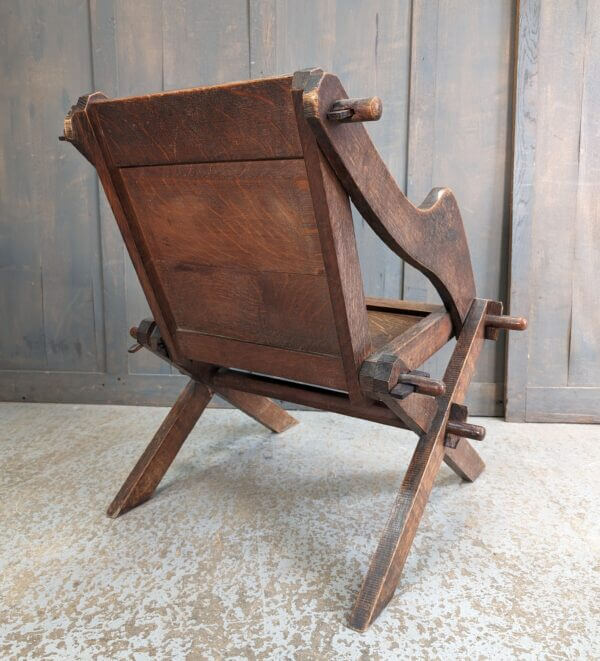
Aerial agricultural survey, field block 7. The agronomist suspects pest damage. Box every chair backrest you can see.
[69,75,372,397]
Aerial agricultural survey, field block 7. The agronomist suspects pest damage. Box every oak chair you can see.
[61,68,526,631]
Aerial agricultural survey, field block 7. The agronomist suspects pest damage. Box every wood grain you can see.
[349,298,489,631]
[300,69,476,331]
[405,0,515,388]
[107,379,213,518]
[216,387,299,433]
[89,76,302,167]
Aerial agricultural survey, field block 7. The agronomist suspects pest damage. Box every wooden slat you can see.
[89,0,128,376]
[162,0,249,92]
[508,1,600,421]
[404,0,515,395]
[567,1,600,386]
[163,266,339,355]
[505,0,539,420]
[176,330,347,390]
[89,76,302,167]
[525,3,586,389]
[0,1,103,372]
[121,161,325,276]
[0,1,47,369]
[211,369,408,429]
[526,387,600,424]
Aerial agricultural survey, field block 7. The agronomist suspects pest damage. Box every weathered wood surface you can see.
[506,0,600,422]
[0,1,533,416]
[348,298,490,631]
[404,1,516,414]
[106,379,213,518]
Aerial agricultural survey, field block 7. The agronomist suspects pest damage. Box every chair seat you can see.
[366,297,446,352]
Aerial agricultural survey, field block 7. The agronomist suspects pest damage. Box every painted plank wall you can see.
[1,0,515,414]
[506,0,600,422]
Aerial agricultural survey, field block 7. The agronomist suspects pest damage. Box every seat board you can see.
[367,309,424,351]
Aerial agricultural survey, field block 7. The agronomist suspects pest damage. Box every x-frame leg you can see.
[107,379,213,517]
[107,379,298,518]
[348,298,490,631]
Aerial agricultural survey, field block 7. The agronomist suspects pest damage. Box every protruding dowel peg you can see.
[485,314,528,332]
[446,420,486,442]
[390,372,446,399]
[327,97,383,122]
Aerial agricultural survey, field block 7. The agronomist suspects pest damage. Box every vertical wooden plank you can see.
[39,0,104,371]
[333,1,411,299]
[250,0,411,300]
[505,0,539,420]
[89,0,128,375]
[0,2,46,369]
[163,0,249,90]
[567,0,600,386]
[405,0,515,414]
[525,2,586,389]
[113,0,170,375]
[0,0,103,372]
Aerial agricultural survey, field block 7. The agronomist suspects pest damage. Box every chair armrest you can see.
[359,310,453,398]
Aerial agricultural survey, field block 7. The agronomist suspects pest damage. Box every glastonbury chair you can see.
[61,68,526,631]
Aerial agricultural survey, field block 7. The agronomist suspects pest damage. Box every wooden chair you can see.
[61,68,526,631]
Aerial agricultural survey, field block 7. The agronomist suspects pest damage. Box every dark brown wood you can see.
[87,76,303,167]
[360,310,453,398]
[486,314,528,332]
[393,372,446,398]
[327,96,383,122]
[292,73,372,402]
[107,379,212,518]
[62,70,527,633]
[446,419,486,442]
[348,298,490,631]
[217,387,299,434]
[211,368,409,430]
[443,438,485,482]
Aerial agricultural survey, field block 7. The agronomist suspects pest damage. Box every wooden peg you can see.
[446,419,486,442]
[327,97,383,122]
[485,314,527,332]
[390,371,446,399]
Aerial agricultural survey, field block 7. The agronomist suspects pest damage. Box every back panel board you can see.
[88,76,351,389]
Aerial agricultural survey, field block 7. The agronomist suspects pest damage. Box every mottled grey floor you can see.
[0,402,598,660]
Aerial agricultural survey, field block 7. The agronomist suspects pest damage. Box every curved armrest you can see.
[295,68,476,332]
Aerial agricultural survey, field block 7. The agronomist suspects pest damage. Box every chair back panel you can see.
[120,160,340,356]
[89,76,303,166]
[83,75,366,390]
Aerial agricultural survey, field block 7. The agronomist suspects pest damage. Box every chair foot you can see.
[107,379,212,518]
[444,437,485,482]
[347,408,448,631]
[217,387,298,433]
[348,298,489,631]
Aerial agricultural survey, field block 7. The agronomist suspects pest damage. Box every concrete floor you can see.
[0,403,598,660]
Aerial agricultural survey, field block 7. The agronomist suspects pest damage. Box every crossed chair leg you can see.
[106,383,297,518]
[107,299,490,633]
[348,298,490,631]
